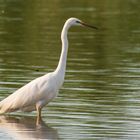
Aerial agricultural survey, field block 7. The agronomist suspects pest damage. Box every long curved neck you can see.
[54,23,70,77]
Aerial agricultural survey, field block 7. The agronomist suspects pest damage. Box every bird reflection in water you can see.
[0,115,59,140]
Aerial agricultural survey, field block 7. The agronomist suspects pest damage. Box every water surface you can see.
[0,0,140,139]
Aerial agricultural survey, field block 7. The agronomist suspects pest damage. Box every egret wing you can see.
[0,75,49,113]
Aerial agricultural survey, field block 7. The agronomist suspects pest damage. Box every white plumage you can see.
[0,17,97,118]
[0,73,60,113]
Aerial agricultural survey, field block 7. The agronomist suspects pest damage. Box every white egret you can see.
[0,17,97,119]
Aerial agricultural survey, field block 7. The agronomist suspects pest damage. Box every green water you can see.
[0,0,140,139]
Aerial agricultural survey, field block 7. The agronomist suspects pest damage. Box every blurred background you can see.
[0,0,140,139]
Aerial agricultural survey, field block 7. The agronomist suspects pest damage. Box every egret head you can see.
[66,17,98,30]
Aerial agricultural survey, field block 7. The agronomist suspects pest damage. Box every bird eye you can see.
[76,21,80,23]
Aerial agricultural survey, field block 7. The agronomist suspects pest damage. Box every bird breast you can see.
[37,72,64,100]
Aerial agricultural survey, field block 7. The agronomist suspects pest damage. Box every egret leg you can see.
[36,104,42,125]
